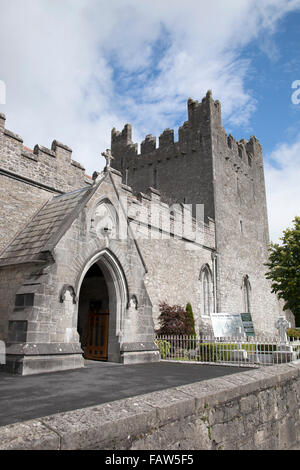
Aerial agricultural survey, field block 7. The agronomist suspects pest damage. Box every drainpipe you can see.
[211,252,218,313]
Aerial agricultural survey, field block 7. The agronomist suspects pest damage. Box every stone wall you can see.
[2,171,160,374]
[0,264,36,341]
[125,186,216,329]
[110,92,282,334]
[0,362,299,450]
[0,175,51,253]
[141,238,213,330]
[111,94,215,222]
[0,113,89,193]
[0,113,91,253]
[210,96,281,334]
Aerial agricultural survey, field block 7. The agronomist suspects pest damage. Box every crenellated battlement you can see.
[187,90,222,129]
[141,134,156,154]
[123,184,216,250]
[110,91,266,223]
[0,113,91,193]
[111,123,132,145]
[159,128,174,147]
[111,91,262,179]
[0,91,266,232]
[221,131,263,181]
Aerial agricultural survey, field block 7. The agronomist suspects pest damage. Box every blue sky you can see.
[0,0,299,242]
[232,11,300,152]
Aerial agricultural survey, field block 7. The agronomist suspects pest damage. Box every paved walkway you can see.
[0,360,250,427]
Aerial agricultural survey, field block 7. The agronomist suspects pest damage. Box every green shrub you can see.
[241,343,256,352]
[186,303,196,335]
[196,342,257,362]
[155,339,171,359]
[287,328,300,339]
[185,302,197,349]
[256,343,277,352]
[197,343,234,362]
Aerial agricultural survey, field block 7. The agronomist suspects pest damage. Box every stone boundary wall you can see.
[0,362,299,450]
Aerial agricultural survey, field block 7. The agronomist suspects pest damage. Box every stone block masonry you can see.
[111,91,282,335]
[0,362,299,450]
[0,113,89,193]
[0,113,92,253]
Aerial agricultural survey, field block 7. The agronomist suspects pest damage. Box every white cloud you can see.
[265,136,300,243]
[0,0,300,176]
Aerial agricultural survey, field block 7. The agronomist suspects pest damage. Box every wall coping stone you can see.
[3,128,23,143]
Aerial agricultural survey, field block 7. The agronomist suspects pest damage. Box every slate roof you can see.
[0,186,94,267]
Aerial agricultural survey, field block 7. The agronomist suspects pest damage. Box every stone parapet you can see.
[0,121,89,194]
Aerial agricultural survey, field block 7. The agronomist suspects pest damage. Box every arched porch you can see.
[76,249,129,363]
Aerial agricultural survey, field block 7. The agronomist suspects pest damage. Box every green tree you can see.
[186,302,196,336]
[265,216,300,326]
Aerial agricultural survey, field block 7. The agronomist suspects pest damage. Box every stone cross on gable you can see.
[101,149,114,169]
[275,316,290,343]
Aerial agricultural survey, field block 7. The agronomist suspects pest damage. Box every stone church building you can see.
[0,91,282,375]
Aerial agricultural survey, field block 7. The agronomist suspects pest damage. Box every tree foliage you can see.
[265,216,300,326]
[156,301,195,335]
[186,302,196,336]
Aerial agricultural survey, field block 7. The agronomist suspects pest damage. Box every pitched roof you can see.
[0,186,94,267]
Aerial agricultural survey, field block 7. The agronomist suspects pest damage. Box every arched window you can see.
[242,276,251,313]
[90,199,118,240]
[200,264,213,316]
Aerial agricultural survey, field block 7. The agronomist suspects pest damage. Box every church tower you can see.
[110,91,281,333]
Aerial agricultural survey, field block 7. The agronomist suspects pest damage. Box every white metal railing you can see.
[155,334,300,367]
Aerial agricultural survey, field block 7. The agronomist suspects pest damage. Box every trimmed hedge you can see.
[155,339,171,359]
[196,342,256,362]
[287,328,300,339]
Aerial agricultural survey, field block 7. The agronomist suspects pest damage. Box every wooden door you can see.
[85,302,109,361]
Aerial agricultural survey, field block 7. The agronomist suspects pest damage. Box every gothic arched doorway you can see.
[76,250,128,363]
[77,263,109,361]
